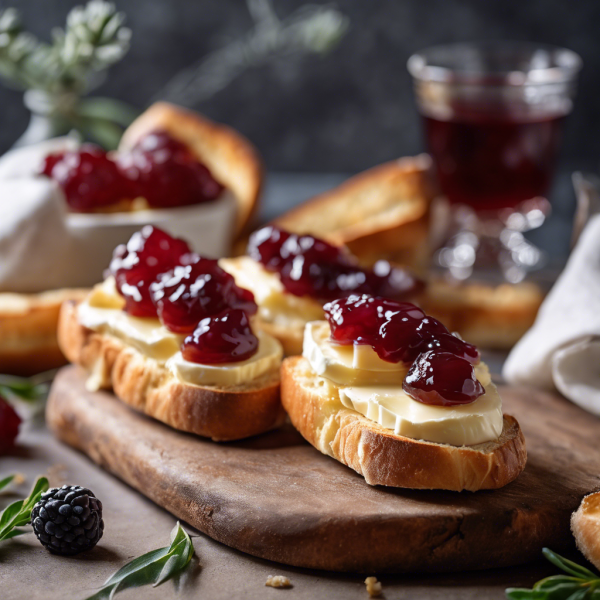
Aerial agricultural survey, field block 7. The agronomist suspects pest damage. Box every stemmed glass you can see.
[408,42,581,282]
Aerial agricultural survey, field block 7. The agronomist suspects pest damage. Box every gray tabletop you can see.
[0,172,582,599]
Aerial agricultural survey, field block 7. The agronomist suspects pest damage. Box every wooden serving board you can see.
[47,365,600,573]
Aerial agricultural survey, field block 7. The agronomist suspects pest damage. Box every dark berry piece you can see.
[247,226,423,301]
[0,396,20,454]
[109,226,191,317]
[118,130,223,208]
[150,255,256,333]
[403,350,485,406]
[41,145,134,212]
[181,308,258,364]
[31,485,104,556]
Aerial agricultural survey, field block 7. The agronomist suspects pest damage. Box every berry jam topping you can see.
[0,395,21,455]
[181,308,259,364]
[118,130,224,208]
[324,295,479,365]
[403,351,485,406]
[109,226,191,317]
[324,294,483,406]
[40,131,223,212]
[150,255,257,334]
[247,226,423,301]
[41,145,134,212]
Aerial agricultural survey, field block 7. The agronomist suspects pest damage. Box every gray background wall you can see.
[1,0,599,173]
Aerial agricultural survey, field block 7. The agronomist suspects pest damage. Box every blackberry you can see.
[31,485,104,555]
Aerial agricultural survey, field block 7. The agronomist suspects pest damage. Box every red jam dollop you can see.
[403,351,485,406]
[181,308,258,364]
[324,295,479,365]
[117,131,223,208]
[40,131,223,213]
[109,226,191,317]
[324,294,483,406]
[41,145,135,212]
[150,255,256,334]
[247,226,423,301]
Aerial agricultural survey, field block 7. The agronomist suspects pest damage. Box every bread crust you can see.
[256,319,304,357]
[273,155,434,270]
[0,288,88,375]
[120,102,263,236]
[281,356,527,491]
[571,491,600,570]
[58,301,285,441]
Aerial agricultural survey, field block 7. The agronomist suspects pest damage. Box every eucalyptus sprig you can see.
[83,522,194,600]
[506,548,600,599]
[0,476,48,542]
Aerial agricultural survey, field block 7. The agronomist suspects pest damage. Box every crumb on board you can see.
[365,576,382,597]
[266,575,292,588]
[46,463,68,487]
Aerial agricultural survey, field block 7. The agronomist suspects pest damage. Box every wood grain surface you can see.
[46,365,600,573]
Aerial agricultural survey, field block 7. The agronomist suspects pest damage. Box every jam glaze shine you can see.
[247,226,423,302]
[109,226,259,364]
[41,130,224,213]
[324,295,484,406]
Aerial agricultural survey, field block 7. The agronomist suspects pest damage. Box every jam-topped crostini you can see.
[98,225,262,365]
[279,293,527,490]
[40,130,224,213]
[58,224,283,440]
[220,225,424,356]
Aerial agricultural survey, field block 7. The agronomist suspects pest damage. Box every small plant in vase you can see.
[0,0,137,149]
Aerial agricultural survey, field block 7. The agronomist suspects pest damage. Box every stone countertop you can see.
[0,173,583,599]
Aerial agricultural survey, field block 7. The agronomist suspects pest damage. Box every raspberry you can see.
[0,396,21,454]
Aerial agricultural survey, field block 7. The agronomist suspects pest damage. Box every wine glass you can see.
[408,42,582,282]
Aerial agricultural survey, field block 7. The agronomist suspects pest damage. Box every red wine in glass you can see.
[423,106,565,215]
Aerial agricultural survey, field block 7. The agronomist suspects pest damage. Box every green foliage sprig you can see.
[506,548,600,599]
[84,522,194,600]
[0,1,130,96]
[0,476,49,542]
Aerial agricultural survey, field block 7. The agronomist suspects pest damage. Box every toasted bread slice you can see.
[281,356,527,491]
[120,102,263,236]
[0,289,88,375]
[57,301,284,441]
[273,155,434,270]
[572,492,600,570]
[419,279,544,350]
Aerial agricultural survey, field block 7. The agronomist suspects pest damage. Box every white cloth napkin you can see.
[503,214,600,415]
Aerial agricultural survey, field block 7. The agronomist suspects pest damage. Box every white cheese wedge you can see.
[301,320,504,447]
[303,321,407,385]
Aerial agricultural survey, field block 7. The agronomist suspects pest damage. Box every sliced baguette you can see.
[419,279,544,350]
[57,301,284,441]
[0,288,88,375]
[120,102,263,236]
[273,155,434,270]
[571,491,600,570]
[281,356,527,491]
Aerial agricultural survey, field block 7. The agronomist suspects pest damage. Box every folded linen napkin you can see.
[503,214,600,415]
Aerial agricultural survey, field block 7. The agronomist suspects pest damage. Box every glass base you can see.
[433,197,551,283]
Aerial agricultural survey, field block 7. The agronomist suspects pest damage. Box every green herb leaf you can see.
[0,476,48,541]
[506,548,600,599]
[0,475,16,492]
[83,522,194,600]
[0,374,48,404]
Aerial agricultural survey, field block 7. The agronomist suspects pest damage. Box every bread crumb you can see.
[365,576,382,597]
[266,575,292,588]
